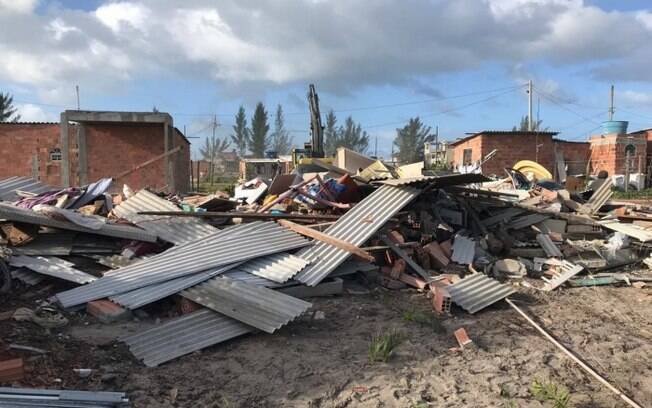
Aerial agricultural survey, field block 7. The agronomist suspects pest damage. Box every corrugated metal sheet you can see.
[238,253,309,283]
[113,189,218,245]
[582,178,613,214]
[598,220,652,242]
[107,223,296,309]
[10,233,74,256]
[182,275,312,333]
[0,202,157,242]
[447,273,516,314]
[120,309,252,367]
[0,387,128,407]
[9,255,97,285]
[109,263,238,309]
[11,267,46,286]
[536,234,563,257]
[451,235,475,265]
[508,213,550,230]
[481,208,526,227]
[376,173,489,187]
[223,269,287,288]
[0,176,53,202]
[295,185,420,286]
[56,222,311,308]
[542,261,584,291]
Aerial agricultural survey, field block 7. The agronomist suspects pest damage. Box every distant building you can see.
[448,130,590,179]
[239,157,292,181]
[0,110,190,192]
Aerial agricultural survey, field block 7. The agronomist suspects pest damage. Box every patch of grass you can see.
[612,188,652,200]
[409,403,428,408]
[368,330,404,363]
[402,309,443,331]
[530,379,572,408]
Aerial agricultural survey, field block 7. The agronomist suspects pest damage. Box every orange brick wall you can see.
[172,129,190,192]
[0,122,190,192]
[589,133,647,176]
[451,136,482,168]
[0,123,77,186]
[554,140,590,175]
[452,133,555,176]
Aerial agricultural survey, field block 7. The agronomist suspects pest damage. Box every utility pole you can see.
[374,135,378,158]
[608,84,615,121]
[75,85,80,110]
[527,80,533,131]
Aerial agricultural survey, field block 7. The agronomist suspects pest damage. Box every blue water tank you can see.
[601,120,628,135]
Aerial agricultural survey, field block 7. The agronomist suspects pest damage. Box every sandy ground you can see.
[1,278,651,408]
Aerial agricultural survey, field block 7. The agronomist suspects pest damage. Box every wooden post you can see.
[190,160,194,192]
[625,150,631,192]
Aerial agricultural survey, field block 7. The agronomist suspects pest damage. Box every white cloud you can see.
[0,0,651,101]
[14,103,57,122]
[95,2,150,32]
[0,0,38,14]
[620,90,652,106]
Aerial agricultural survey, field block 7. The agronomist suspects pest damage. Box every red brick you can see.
[423,241,450,268]
[454,328,473,348]
[87,300,131,323]
[0,358,24,383]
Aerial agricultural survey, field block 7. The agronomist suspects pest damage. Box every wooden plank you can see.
[380,235,430,280]
[277,219,375,262]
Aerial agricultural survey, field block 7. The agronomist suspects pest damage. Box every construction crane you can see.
[292,84,332,167]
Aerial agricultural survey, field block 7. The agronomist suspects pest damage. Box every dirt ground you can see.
[1,277,651,408]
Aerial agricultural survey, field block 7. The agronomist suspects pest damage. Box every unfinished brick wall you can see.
[0,120,190,193]
[451,136,482,170]
[172,128,190,192]
[0,123,76,186]
[589,133,647,175]
[554,140,590,175]
[481,133,554,176]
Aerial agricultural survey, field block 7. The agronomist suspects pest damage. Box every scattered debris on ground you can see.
[1,156,651,407]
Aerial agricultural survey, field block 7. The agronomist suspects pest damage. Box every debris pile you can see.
[1,159,651,405]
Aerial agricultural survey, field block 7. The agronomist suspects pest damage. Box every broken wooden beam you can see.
[277,219,375,262]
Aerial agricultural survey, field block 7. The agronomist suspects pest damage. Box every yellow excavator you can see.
[292,84,334,169]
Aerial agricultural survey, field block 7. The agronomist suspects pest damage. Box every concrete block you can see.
[87,300,131,323]
[0,358,24,382]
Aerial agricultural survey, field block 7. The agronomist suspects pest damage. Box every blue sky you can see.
[2,0,652,159]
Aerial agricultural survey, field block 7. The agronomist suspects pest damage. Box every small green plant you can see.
[409,403,428,408]
[368,330,404,362]
[530,379,571,408]
[402,309,442,331]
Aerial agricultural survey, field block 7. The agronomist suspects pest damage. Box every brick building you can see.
[449,131,592,179]
[0,110,190,193]
[588,132,647,176]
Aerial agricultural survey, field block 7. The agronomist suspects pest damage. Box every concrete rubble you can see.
[1,159,652,405]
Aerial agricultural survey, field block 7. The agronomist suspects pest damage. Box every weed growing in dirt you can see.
[402,309,442,331]
[530,379,572,408]
[368,330,404,363]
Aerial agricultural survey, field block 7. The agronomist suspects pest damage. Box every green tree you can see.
[393,117,434,164]
[230,106,248,157]
[336,116,369,153]
[270,104,292,155]
[0,92,20,122]
[324,110,338,156]
[248,102,270,157]
[513,115,547,131]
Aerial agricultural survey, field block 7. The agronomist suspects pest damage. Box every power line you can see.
[534,88,602,126]
[363,87,521,129]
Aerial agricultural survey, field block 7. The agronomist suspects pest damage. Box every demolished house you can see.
[1,133,650,407]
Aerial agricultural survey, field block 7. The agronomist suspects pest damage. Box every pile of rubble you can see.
[1,161,650,405]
